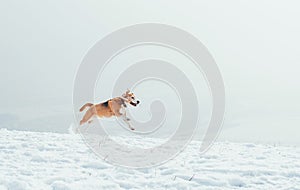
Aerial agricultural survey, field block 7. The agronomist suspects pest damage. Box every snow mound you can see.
[0,129,299,189]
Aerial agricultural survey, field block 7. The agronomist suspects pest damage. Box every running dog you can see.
[79,90,140,130]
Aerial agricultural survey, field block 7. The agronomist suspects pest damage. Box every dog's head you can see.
[122,89,140,106]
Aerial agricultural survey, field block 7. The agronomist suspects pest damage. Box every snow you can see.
[0,128,299,190]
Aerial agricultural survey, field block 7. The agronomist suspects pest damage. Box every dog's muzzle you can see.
[130,100,140,106]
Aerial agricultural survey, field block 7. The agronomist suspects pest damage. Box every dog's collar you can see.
[120,97,128,102]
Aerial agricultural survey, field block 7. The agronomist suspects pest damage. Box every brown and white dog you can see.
[79,90,140,130]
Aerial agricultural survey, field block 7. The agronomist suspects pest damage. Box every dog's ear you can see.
[122,89,130,97]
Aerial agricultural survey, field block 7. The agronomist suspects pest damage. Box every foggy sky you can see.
[0,0,299,144]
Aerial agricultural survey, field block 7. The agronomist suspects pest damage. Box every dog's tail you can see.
[79,103,93,112]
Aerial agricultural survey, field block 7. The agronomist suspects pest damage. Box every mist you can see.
[0,0,299,144]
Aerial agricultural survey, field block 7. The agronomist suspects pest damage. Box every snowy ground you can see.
[0,128,299,190]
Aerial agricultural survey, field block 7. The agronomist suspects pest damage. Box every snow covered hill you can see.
[0,128,299,190]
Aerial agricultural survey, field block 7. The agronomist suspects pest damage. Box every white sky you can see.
[0,0,299,144]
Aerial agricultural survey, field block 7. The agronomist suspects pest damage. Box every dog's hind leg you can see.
[80,107,96,125]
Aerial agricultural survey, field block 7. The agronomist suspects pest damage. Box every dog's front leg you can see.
[122,110,130,121]
[122,110,134,130]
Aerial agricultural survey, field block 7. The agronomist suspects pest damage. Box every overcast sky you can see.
[0,0,299,144]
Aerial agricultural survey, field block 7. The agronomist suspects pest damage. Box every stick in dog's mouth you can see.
[129,100,140,107]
